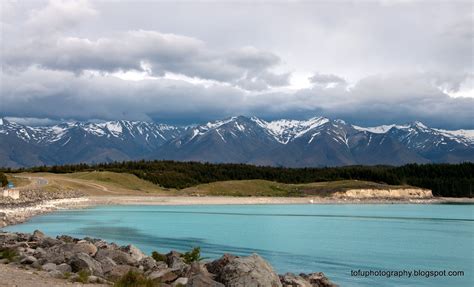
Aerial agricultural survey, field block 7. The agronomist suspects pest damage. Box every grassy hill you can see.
[7,171,415,197]
[10,171,169,196]
[181,179,410,197]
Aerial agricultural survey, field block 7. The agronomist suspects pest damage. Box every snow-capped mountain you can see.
[0,119,184,167]
[1,116,473,167]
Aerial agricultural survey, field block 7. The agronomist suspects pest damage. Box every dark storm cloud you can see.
[2,67,473,129]
[0,0,473,129]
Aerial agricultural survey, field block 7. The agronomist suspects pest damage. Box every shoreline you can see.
[1,195,473,228]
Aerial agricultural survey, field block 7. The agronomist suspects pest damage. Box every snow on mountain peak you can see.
[99,121,123,136]
[353,124,396,134]
[253,116,329,144]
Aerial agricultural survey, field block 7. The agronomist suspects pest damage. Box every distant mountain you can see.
[1,116,473,168]
[0,119,184,167]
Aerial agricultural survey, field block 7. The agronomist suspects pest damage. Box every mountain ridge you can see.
[1,116,473,167]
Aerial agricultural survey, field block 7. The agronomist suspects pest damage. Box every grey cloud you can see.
[26,0,97,34]
[309,73,347,86]
[3,4,290,92]
[1,67,473,129]
[1,0,472,129]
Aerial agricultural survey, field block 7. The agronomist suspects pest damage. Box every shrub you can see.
[75,269,91,283]
[0,172,7,187]
[151,251,166,262]
[114,270,157,287]
[0,247,18,262]
[182,247,206,264]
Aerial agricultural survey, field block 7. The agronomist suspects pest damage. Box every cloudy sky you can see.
[1,0,473,128]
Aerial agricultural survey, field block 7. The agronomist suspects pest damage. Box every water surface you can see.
[4,204,473,286]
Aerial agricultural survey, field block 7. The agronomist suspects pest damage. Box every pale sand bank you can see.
[2,195,473,228]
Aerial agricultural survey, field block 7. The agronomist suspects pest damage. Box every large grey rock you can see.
[148,268,178,283]
[139,256,157,271]
[20,255,37,264]
[95,248,137,265]
[279,273,312,287]
[38,237,61,248]
[56,235,76,243]
[299,272,338,287]
[57,263,72,273]
[69,252,103,276]
[73,241,97,256]
[42,243,76,264]
[96,256,117,274]
[120,244,146,262]
[105,265,138,282]
[187,274,225,287]
[166,251,183,265]
[31,230,45,241]
[0,232,19,244]
[42,262,57,272]
[48,270,64,279]
[185,262,223,287]
[219,254,282,287]
[172,277,189,286]
[206,253,237,275]
[167,251,188,275]
[185,262,212,277]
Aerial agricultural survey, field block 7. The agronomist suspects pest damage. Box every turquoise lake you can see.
[3,204,473,286]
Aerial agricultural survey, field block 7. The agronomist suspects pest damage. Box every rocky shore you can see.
[0,230,337,286]
[0,188,86,227]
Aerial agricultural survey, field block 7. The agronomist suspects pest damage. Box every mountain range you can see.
[1,116,473,168]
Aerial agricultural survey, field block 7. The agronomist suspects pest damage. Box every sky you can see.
[0,0,473,129]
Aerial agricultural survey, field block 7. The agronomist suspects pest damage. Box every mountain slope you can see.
[1,116,473,167]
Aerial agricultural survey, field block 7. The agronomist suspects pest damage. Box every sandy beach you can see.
[2,194,473,229]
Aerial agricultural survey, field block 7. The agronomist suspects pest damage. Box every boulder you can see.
[56,235,77,243]
[41,243,77,264]
[187,274,225,287]
[57,263,72,273]
[105,265,138,282]
[120,244,146,262]
[185,262,212,277]
[172,277,189,286]
[73,241,98,256]
[148,268,178,283]
[31,260,43,269]
[167,252,188,275]
[185,262,223,287]
[299,272,338,287]
[48,270,64,279]
[20,256,37,264]
[166,251,183,266]
[38,237,60,248]
[279,273,312,287]
[0,232,19,244]
[95,248,137,266]
[96,256,117,274]
[69,252,103,276]
[206,253,237,275]
[139,256,157,271]
[218,254,282,287]
[42,262,57,272]
[31,230,45,241]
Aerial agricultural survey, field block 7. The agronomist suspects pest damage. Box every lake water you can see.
[3,204,473,286]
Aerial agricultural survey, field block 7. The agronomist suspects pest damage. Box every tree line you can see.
[0,172,7,187]
[1,161,473,197]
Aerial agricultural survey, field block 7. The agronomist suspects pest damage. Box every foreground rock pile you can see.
[0,230,337,287]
